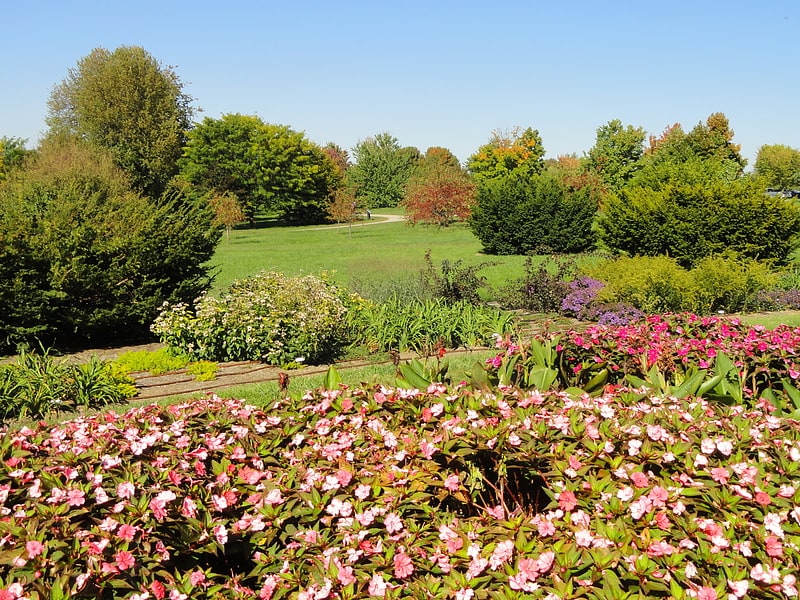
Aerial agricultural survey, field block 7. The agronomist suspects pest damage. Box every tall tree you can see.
[402,148,475,227]
[46,46,194,198]
[466,127,545,183]
[348,133,417,208]
[585,119,646,192]
[180,114,338,224]
[755,144,800,190]
[685,112,747,174]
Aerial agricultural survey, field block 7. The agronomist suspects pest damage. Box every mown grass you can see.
[209,211,530,297]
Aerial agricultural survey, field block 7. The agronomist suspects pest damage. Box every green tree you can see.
[46,45,194,198]
[0,137,218,351]
[470,170,597,255]
[685,112,746,173]
[348,133,417,208]
[466,126,545,183]
[180,114,338,224]
[0,137,34,181]
[402,148,476,227]
[755,144,800,190]
[585,119,646,192]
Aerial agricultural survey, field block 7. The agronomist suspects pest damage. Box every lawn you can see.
[208,212,530,298]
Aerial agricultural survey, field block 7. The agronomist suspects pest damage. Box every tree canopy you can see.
[402,147,475,226]
[46,46,194,198]
[585,119,646,192]
[466,127,545,183]
[348,133,417,208]
[755,144,800,190]
[179,114,339,224]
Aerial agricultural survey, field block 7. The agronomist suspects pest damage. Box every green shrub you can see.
[113,348,191,375]
[0,138,218,352]
[691,254,777,313]
[152,271,350,365]
[598,177,800,267]
[470,171,597,255]
[587,255,696,313]
[497,255,577,312]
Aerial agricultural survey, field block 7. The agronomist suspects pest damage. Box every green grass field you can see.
[208,211,530,298]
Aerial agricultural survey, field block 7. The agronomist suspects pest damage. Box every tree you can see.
[585,119,645,192]
[402,148,475,226]
[326,187,359,233]
[685,112,746,173]
[755,144,800,190]
[0,137,218,351]
[322,143,352,178]
[347,133,417,208]
[466,126,545,183]
[0,137,33,181]
[180,114,338,224]
[209,192,246,240]
[46,45,194,198]
[470,171,597,255]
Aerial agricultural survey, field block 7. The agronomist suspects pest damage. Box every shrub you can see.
[152,271,350,365]
[419,250,495,305]
[470,171,597,255]
[598,177,800,267]
[691,254,777,313]
[498,255,577,312]
[0,138,218,352]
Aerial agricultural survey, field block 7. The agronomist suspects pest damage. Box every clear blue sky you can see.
[3,1,798,167]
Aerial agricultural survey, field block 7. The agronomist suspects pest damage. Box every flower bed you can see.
[1,375,799,598]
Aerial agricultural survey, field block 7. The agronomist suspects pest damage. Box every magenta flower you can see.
[114,550,135,571]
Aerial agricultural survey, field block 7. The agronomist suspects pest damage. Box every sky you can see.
[2,1,798,167]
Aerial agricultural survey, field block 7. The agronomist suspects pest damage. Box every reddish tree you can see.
[402,161,476,227]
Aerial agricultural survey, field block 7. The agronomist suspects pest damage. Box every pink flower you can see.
[67,489,86,506]
[489,540,514,569]
[558,490,578,511]
[765,535,783,557]
[25,540,45,559]
[116,481,135,499]
[710,467,729,483]
[115,550,135,571]
[755,491,772,506]
[646,540,676,557]
[393,552,414,579]
[214,524,228,545]
[455,589,474,600]
[384,512,404,534]
[117,524,137,541]
[190,570,206,586]
[368,574,387,596]
[727,580,748,598]
[337,564,356,586]
[444,474,460,492]
[696,586,717,600]
[630,471,649,488]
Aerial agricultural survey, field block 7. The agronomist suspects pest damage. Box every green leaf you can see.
[323,366,341,391]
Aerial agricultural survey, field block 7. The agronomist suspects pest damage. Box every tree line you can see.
[1,44,799,352]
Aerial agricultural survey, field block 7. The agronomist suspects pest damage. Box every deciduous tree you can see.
[585,119,645,192]
[46,46,194,198]
[403,147,475,226]
[755,144,800,190]
[466,127,545,183]
[348,133,417,208]
[180,114,338,224]
[209,192,246,240]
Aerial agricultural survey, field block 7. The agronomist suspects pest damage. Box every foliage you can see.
[152,271,351,365]
[112,348,193,376]
[46,45,194,198]
[0,349,135,422]
[470,170,598,255]
[346,295,514,354]
[585,119,646,192]
[326,186,359,228]
[0,137,33,182]
[322,142,352,178]
[402,149,476,226]
[347,132,417,208]
[4,349,800,597]
[0,137,218,352]
[498,255,578,312]
[755,144,800,190]
[179,114,338,224]
[597,177,800,267]
[208,191,246,240]
[419,250,495,305]
[466,126,545,183]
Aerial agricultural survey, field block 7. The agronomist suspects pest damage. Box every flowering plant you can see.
[2,367,800,598]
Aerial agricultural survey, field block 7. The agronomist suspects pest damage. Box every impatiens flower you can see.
[727,579,748,598]
[368,574,387,596]
[455,588,474,600]
[558,490,578,511]
[116,481,135,499]
[117,524,137,541]
[630,471,649,488]
[489,540,514,569]
[213,524,228,545]
[25,540,45,559]
[354,484,371,500]
[384,512,404,534]
[754,491,772,506]
[695,586,717,600]
[444,474,460,492]
[393,551,414,579]
[115,550,135,570]
[765,535,784,557]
